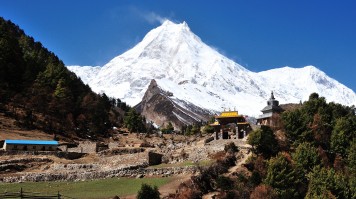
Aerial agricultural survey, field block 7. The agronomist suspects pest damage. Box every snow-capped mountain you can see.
[256,66,356,106]
[67,20,356,118]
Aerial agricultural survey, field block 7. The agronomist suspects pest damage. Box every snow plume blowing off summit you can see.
[68,20,356,118]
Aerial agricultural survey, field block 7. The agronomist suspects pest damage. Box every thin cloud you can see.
[108,6,168,25]
[144,12,167,24]
[129,6,171,24]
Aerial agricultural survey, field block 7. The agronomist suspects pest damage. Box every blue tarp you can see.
[5,140,58,145]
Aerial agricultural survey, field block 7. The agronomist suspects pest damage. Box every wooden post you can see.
[20,187,23,199]
[57,191,61,199]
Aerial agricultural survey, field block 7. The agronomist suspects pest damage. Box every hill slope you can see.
[0,17,122,139]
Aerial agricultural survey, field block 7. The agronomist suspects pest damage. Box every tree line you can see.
[0,17,132,139]
[247,93,355,198]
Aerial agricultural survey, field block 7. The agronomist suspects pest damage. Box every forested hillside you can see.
[0,17,130,139]
[247,93,356,198]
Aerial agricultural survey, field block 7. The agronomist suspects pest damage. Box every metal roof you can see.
[216,111,244,118]
[5,140,58,145]
[256,112,273,119]
[261,105,283,113]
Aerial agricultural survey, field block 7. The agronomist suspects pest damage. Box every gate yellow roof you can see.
[216,111,241,118]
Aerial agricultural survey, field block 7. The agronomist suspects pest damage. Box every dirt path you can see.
[202,191,220,199]
[159,174,191,197]
[202,148,252,199]
[227,148,251,175]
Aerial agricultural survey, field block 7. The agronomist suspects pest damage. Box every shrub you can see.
[202,125,215,134]
[224,142,239,154]
[250,171,262,186]
[250,184,277,199]
[136,183,160,199]
[216,176,234,191]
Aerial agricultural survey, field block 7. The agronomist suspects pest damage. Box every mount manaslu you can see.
[68,20,356,128]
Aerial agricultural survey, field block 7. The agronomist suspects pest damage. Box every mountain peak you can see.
[161,19,175,26]
[160,19,187,26]
[159,20,191,33]
[303,65,319,72]
[68,20,356,119]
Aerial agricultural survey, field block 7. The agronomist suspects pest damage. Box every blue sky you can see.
[1,0,356,92]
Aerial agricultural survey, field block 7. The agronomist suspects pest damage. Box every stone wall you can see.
[0,165,198,183]
[97,148,145,156]
[66,141,96,153]
[0,151,86,160]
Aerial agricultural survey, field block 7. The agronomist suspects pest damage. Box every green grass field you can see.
[0,177,172,198]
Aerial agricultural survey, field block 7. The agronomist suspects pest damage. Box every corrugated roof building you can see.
[2,139,58,151]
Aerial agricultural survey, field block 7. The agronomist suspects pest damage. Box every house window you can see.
[33,146,36,149]
[13,145,18,149]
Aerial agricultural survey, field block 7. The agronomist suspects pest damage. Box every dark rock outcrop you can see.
[148,151,163,166]
[135,79,212,130]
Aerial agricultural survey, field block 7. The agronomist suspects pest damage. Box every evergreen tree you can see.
[306,166,350,199]
[136,183,160,199]
[248,125,278,157]
[0,17,124,138]
[347,139,356,174]
[166,122,174,131]
[281,108,308,145]
[331,117,356,157]
[292,142,321,175]
[264,153,304,198]
[347,139,356,199]
[124,108,146,133]
[54,78,70,99]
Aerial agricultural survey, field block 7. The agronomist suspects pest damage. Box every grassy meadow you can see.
[0,177,172,198]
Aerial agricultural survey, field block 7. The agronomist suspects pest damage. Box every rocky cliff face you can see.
[135,79,211,129]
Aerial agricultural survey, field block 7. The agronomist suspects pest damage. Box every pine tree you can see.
[136,183,160,199]
[292,142,321,175]
[248,125,278,157]
[264,153,304,198]
[124,108,146,133]
[331,117,356,157]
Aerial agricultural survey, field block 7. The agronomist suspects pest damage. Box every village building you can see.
[2,140,58,151]
[256,91,284,127]
[210,110,251,139]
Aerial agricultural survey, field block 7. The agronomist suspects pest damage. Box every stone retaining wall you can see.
[0,165,198,183]
[0,151,86,160]
[97,147,144,156]
[0,157,52,165]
